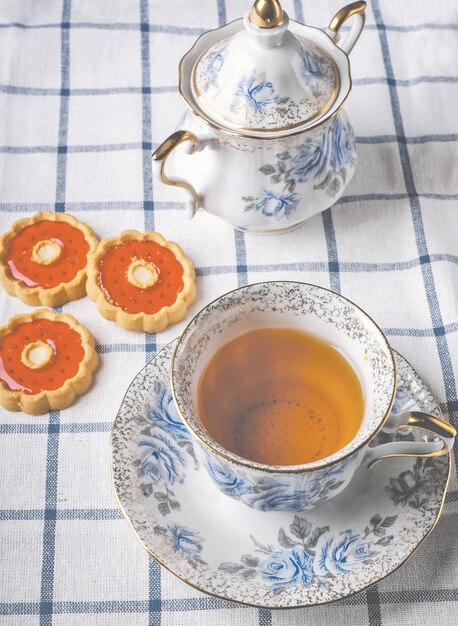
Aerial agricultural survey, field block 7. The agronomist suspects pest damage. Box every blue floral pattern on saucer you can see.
[112,342,450,608]
[132,381,198,516]
[152,523,206,568]
[220,512,396,591]
[386,456,444,509]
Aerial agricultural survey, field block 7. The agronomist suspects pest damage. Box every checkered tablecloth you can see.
[1,0,457,624]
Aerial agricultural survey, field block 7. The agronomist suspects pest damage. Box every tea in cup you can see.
[197,326,364,466]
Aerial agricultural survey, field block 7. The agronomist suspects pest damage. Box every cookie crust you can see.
[86,230,196,332]
[0,309,99,415]
[0,211,98,307]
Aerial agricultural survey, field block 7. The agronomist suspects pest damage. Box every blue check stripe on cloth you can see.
[0,1,457,625]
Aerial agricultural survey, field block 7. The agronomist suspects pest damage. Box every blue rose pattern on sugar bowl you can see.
[171,282,456,512]
[152,0,367,233]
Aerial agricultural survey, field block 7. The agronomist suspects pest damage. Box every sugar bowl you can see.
[153,0,367,233]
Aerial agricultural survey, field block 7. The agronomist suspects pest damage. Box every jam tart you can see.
[0,211,98,307]
[86,230,196,332]
[0,309,99,415]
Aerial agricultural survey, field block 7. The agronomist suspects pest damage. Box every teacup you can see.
[171,282,456,512]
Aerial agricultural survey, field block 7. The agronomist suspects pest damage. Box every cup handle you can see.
[152,130,200,219]
[365,410,456,469]
[327,1,366,55]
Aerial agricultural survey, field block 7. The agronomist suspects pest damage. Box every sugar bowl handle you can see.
[327,1,366,55]
[365,410,456,469]
[152,130,200,219]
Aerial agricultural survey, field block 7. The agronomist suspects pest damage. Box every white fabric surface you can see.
[0,1,457,624]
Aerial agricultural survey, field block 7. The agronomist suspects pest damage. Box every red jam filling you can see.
[5,220,90,288]
[97,240,184,314]
[0,319,84,394]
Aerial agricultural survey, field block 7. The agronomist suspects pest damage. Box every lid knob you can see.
[249,0,284,28]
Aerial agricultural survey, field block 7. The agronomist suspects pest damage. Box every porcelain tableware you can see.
[171,282,455,512]
[152,0,368,233]
[111,342,451,607]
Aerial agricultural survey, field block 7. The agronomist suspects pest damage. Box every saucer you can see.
[111,340,450,608]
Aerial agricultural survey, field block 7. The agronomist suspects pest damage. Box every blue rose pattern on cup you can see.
[248,479,313,512]
[219,512,396,590]
[203,450,360,512]
[243,115,356,218]
[205,456,252,497]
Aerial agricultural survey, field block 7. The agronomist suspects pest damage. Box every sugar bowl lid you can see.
[180,0,363,138]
